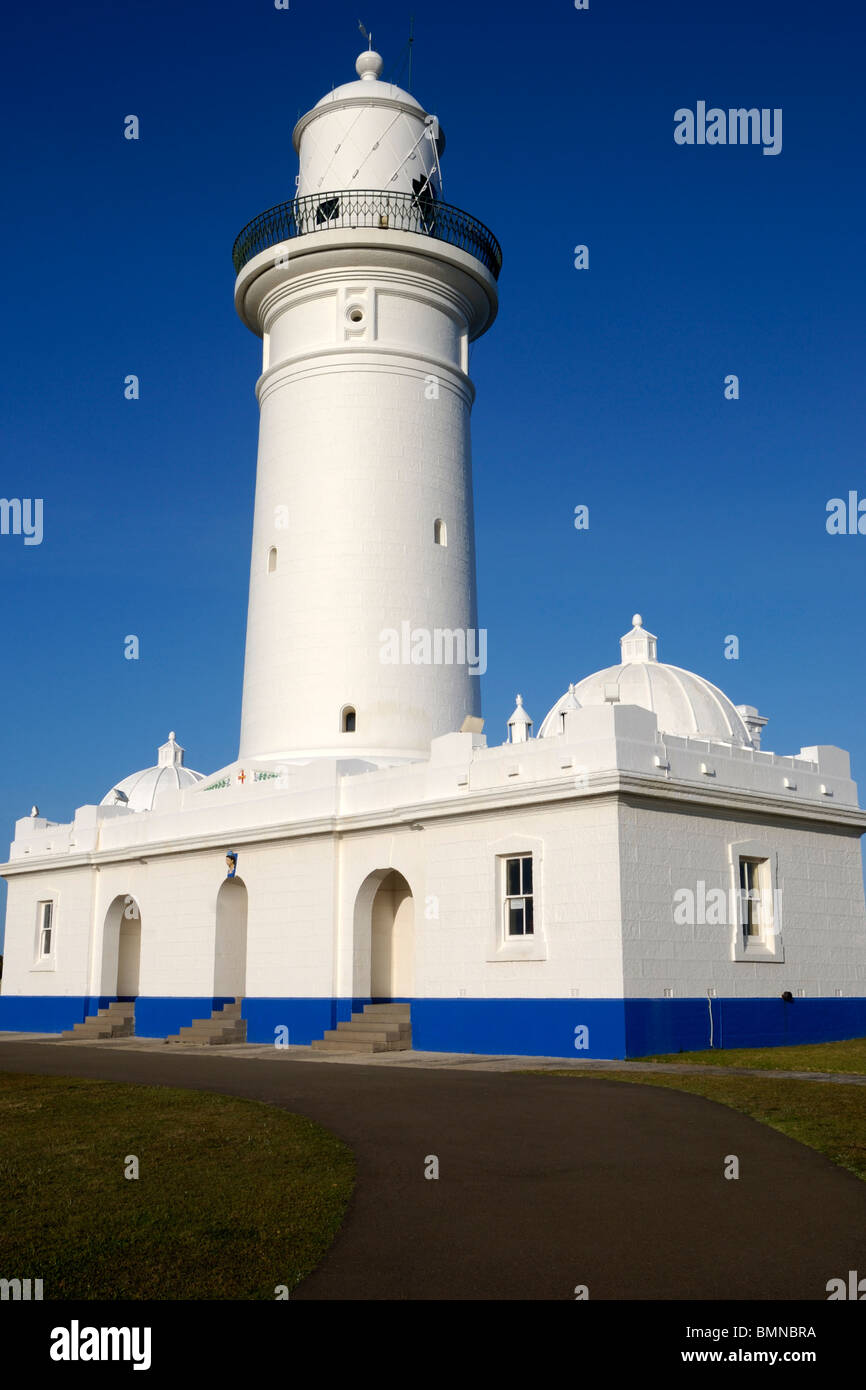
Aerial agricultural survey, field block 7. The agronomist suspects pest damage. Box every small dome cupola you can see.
[293,48,444,203]
[620,614,658,663]
[157,731,185,768]
[538,615,755,748]
[101,732,205,812]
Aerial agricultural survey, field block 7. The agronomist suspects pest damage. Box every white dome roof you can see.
[312,58,425,116]
[538,616,755,748]
[292,49,445,177]
[100,733,205,812]
[294,49,430,134]
[310,76,424,113]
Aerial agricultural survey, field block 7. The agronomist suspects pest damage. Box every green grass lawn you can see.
[528,1069,866,1182]
[640,1036,866,1073]
[0,1073,354,1299]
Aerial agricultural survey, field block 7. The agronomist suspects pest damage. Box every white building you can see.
[2,50,865,1057]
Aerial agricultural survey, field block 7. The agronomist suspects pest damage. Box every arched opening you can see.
[214,878,248,998]
[267,546,277,573]
[372,871,414,997]
[433,517,447,546]
[341,705,356,733]
[101,894,142,997]
[352,869,414,1000]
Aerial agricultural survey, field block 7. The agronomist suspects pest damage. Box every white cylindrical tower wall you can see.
[234,53,498,763]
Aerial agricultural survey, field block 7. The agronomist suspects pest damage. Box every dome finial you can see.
[356,49,384,81]
[632,613,642,629]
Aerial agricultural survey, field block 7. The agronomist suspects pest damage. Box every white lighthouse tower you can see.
[233,47,501,763]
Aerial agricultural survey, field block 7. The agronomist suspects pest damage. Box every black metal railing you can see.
[232,189,502,280]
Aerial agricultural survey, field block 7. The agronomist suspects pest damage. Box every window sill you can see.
[487,937,548,963]
[30,959,56,972]
[733,939,784,963]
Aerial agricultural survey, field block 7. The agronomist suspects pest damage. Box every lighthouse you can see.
[232,47,501,763]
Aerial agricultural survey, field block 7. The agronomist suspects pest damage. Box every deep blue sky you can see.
[2,0,864,941]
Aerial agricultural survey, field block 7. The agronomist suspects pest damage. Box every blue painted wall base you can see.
[0,996,95,1033]
[2,994,866,1056]
[241,997,374,1045]
[413,996,866,1057]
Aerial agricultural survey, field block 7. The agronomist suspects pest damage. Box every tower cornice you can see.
[235,223,498,341]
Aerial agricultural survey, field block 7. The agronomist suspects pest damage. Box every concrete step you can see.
[179,1030,247,1044]
[323,1027,403,1046]
[336,1029,411,1047]
[341,1018,409,1034]
[59,1002,136,1040]
[173,1022,246,1043]
[319,1028,411,1045]
[310,1037,386,1054]
[187,1034,244,1046]
[61,1013,135,1040]
[348,1013,410,1031]
[101,1013,135,1035]
[167,1034,244,1046]
[308,1002,412,1054]
[163,999,246,1044]
[183,1012,245,1028]
[363,1004,411,1019]
[176,1025,245,1041]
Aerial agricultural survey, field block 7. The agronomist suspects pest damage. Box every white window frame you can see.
[503,855,534,938]
[728,840,784,962]
[487,834,547,962]
[32,897,58,971]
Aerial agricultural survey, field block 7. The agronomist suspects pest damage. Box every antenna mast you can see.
[408,15,415,92]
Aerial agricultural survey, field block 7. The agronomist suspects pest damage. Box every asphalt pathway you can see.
[1,1039,864,1300]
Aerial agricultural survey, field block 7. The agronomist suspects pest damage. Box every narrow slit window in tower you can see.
[434,518,447,546]
[341,706,356,733]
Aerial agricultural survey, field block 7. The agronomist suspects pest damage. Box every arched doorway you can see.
[369,870,414,999]
[102,895,142,997]
[214,878,248,997]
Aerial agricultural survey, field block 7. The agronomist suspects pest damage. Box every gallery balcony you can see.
[232,188,502,281]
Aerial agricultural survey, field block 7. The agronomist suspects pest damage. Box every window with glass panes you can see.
[38,901,53,957]
[739,858,763,939]
[504,856,534,936]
